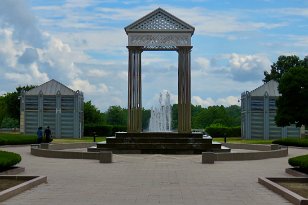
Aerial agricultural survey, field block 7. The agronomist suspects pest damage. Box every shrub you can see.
[205,124,241,138]
[0,150,22,170]
[289,155,308,169]
[84,125,127,137]
[0,117,19,128]
[0,133,37,145]
[272,138,308,147]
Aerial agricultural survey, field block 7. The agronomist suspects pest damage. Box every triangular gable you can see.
[125,8,194,34]
[25,79,77,96]
[250,80,280,97]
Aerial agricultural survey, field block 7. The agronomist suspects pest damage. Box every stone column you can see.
[177,46,192,133]
[127,46,143,133]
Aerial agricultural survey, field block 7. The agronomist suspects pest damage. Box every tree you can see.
[0,85,36,126]
[225,105,241,127]
[263,55,303,83]
[171,104,178,130]
[84,101,104,125]
[142,108,151,130]
[275,66,308,127]
[106,106,127,126]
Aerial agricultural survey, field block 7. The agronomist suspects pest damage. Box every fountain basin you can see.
[89,132,229,154]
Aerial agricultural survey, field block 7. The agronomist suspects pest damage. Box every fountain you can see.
[149,91,172,132]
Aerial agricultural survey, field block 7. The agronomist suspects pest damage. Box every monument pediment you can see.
[125,8,194,34]
[125,8,194,50]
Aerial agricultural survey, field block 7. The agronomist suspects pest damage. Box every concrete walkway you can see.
[1,145,307,205]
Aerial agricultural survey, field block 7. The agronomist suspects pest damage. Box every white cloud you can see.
[195,57,210,72]
[29,64,49,83]
[192,95,240,107]
[87,69,109,77]
[98,83,109,93]
[4,72,32,84]
[228,53,271,81]
[69,79,96,93]
[4,63,49,85]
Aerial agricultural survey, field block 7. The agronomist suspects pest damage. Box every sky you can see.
[0,0,307,111]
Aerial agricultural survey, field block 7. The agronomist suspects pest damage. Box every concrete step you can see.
[97,142,222,150]
[106,137,212,144]
[115,132,204,139]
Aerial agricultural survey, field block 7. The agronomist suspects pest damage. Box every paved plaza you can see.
[1,145,307,205]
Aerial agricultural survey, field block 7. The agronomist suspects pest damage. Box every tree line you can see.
[85,102,241,130]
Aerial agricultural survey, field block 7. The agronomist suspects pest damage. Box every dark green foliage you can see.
[205,124,241,138]
[106,106,127,126]
[0,133,36,145]
[84,125,127,137]
[262,55,308,127]
[142,108,151,130]
[0,117,19,128]
[171,104,178,130]
[275,66,308,127]
[0,85,36,126]
[263,55,303,83]
[0,150,22,169]
[192,105,241,129]
[288,155,308,169]
[272,138,308,147]
[84,101,106,125]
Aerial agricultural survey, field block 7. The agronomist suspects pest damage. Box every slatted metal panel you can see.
[43,96,56,112]
[42,96,56,135]
[61,112,74,138]
[25,111,38,134]
[251,112,264,139]
[269,98,276,111]
[251,98,264,111]
[287,127,300,137]
[61,96,74,138]
[25,96,38,111]
[43,112,56,134]
[269,112,281,139]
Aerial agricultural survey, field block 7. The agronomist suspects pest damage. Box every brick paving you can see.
[1,145,307,205]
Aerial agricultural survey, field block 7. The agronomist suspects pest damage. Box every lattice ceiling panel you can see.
[133,11,190,30]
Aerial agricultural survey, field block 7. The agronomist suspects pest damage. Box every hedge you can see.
[205,126,241,138]
[0,150,22,170]
[0,133,37,145]
[84,125,127,137]
[288,154,308,169]
[272,138,308,147]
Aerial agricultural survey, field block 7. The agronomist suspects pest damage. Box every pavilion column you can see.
[177,46,192,133]
[127,46,143,133]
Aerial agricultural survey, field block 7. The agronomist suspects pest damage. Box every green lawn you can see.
[0,133,36,145]
[0,133,106,145]
[53,137,106,144]
[214,137,274,144]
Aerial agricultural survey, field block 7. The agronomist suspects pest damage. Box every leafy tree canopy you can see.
[263,55,304,83]
[275,66,308,127]
[84,101,105,125]
[0,85,36,126]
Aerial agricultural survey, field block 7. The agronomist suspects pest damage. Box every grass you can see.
[0,133,36,145]
[273,137,308,147]
[0,150,22,170]
[0,133,106,145]
[214,137,274,144]
[53,137,106,144]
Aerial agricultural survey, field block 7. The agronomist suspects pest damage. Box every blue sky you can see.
[0,0,307,111]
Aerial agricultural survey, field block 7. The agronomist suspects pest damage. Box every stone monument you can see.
[89,8,229,154]
[125,8,193,133]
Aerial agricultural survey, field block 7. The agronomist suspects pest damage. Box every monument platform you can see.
[88,132,230,154]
